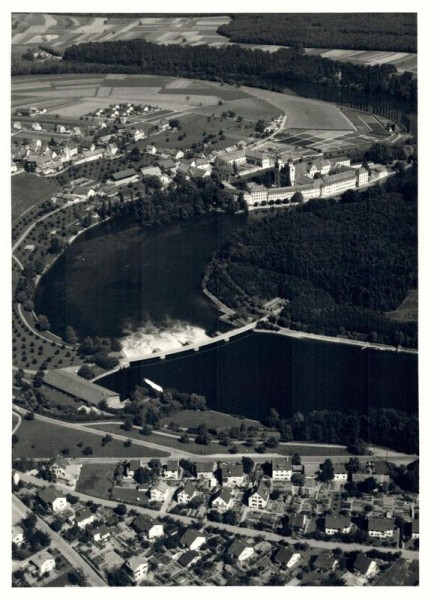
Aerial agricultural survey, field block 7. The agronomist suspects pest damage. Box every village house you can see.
[13,121,22,130]
[12,525,25,547]
[50,457,68,480]
[124,459,142,479]
[132,515,164,540]
[75,507,97,529]
[158,158,177,173]
[220,463,246,487]
[273,547,301,569]
[367,518,395,538]
[178,550,200,568]
[76,148,105,164]
[227,539,255,562]
[177,481,198,504]
[31,551,56,576]
[324,515,352,536]
[289,513,308,534]
[248,481,270,510]
[133,129,146,142]
[150,480,170,502]
[93,525,111,543]
[272,458,293,480]
[211,487,233,511]
[125,556,148,583]
[96,134,113,146]
[73,184,96,199]
[162,460,180,479]
[352,552,378,578]
[37,488,68,513]
[180,530,206,551]
[145,144,157,155]
[31,122,42,131]
[190,166,211,179]
[80,139,96,152]
[333,464,348,482]
[313,552,338,573]
[195,461,216,483]
[164,148,185,160]
[105,142,118,157]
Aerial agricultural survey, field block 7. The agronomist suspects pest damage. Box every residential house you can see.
[133,129,146,142]
[211,487,233,511]
[195,158,212,170]
[195,461,216,482]
[180,530,206,551]
[31,551,56,575]
[227,539,255,562]
[50,457,68,479]
[76,148,105,164]
[248,481,270,510]
[75,507,97,529]
[158,158,177,173]
[159,119,170,131]
[31,122,42,131]
[125,556,148,582]
[273,547,301,569]
[190,166,211,179]
[12,525,24,547]
[163,460,180,479]
[80,139,96,152]
[178,550,200,568]
[73,184,96,199]
[324,515,352,536]
[55,124,66,133]
[150,480,170,502]
[178,481,198,504]
[289,513,308,534]
[37,488,68,513]
[12,471,21,486]
[13,121,22,130]
[105,142,118,157]
[303,463,318,480]
[352,552,378,578]
[141,165,163,179]
[165,148,184,160]
[313,552,338,573]
[272,458,293,480]
[93,526,111,543]
[367,518,394,538]
[145,144,157,155]
[132,515,164,540]
[96,134,113,146]
[333,464,348,482]
[125,460,142,479]
[220,463,246,487]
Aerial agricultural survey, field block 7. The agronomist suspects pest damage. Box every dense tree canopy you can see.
[218,14,417,53]
[207,168,417,347]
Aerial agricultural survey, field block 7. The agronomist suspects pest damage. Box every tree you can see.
[179,433,190,444]
[82,446,93,456]
[68,570,87,586]
[264,436,279,448]
[242,456,255,474]
[114,503,127,516]
[291,191,304,203]
[346,457,360,474]
[65,326,78,344]
[292,453,302,465]
[319,459,335,482]
[77,365,95,380]
[222,510,238,525]
[36,315,50,331]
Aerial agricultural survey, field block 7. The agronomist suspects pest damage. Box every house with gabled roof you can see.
[220,463,246,487]
[227,539,254,562]
[211,487,233,511]
[12,525,24,547]
[125,556,148,582]
[324,515,352,536]
[180,530,206,551]
[273,547,301,569]
[132,515,164,540]
[272,457,293,480]
[333,464,348,482]
[367,518,394,538]
[195,461,216,481]
[37,488,68,513]
[75,507,97,529]
[150,480,170,502]
[178,550,200,568]
[248,481,269,510]
[163,460,180,479]
[93,525,111,543]
[313,552,338,572]
[177,481,198,504]
[31,550,55,575]
[352,552,377,578]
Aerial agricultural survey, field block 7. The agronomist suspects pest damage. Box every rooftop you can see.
[43,369,119,406]
[111,168,137,181]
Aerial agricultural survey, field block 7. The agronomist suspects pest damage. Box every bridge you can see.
[92,320,259,383]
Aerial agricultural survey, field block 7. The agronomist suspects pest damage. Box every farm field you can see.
[160,410,262,431]
[11,172,58,222]
[75,463,115,498]
[12,419,168,459]
[304,47,417,75]
[12,14,231,50]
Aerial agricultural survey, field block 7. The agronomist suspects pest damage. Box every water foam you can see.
[121,318,211,360]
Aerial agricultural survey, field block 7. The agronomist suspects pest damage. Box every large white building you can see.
[272,458,293,480]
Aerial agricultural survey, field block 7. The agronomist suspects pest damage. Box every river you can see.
[100,331,418,420]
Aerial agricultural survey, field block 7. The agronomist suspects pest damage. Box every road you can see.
[16,472,418,561]
[12,411,22,435]
[12,494,107,586]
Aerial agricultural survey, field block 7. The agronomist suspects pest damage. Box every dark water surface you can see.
[35,212,247,339]
[100,332,418,420]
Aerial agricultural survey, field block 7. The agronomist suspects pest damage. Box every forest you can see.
[12,40,415,111]
[218,13,417,53]
[206,168,418,348]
